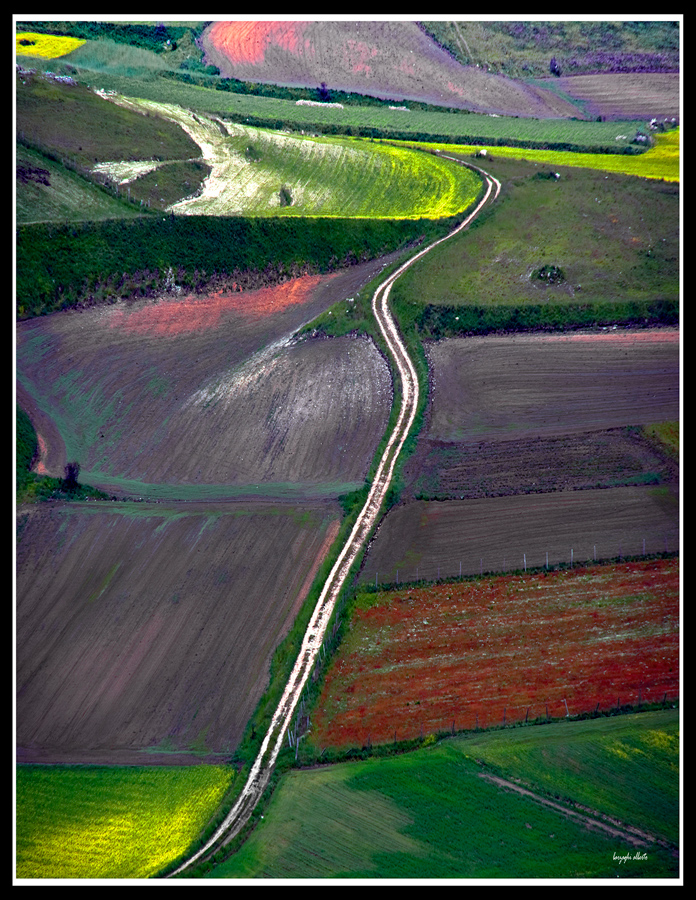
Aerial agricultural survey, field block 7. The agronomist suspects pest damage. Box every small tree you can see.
[318,81,331,102]
[549,57,562,77]
[63,461,80,491]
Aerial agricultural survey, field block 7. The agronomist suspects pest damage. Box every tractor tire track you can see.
[169,159,499,877]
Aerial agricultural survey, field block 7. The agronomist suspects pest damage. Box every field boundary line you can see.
[477,772,672,850]
[168,158,499,878]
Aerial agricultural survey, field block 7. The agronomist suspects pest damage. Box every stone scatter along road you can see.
[170,161,500,876]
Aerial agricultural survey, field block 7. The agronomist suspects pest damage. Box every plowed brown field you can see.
[311,557,679,749]
[201,20,580,118]
[425,330,679,444]
[17,259,395,496]
[16,499,340,764]
[550,73,680,121]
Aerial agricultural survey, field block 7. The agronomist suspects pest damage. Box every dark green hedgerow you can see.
[411,299,679,338]
[16,216,438,319]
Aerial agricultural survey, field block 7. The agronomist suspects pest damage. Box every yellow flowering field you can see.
[16,764,235,879]
[401,129,680,183]
[16,32,86,59]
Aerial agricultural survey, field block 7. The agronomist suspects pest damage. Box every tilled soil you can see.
[403,427,678,500]
[16,500,341,765]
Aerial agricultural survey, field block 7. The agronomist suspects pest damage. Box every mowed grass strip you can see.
[16,764,234,879]
[207,711,678,879]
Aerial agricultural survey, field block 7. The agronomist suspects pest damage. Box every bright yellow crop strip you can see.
[16,765,234,879]
[16,32,86,59]
[400,129,680,183]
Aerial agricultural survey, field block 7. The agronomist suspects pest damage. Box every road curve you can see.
[168,160,500,878]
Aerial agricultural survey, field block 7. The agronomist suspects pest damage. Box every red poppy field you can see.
[310,557,679,750]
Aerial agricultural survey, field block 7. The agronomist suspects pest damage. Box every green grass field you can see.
[19,51,656,154]
[15,765,235,879]
[16,144,145,224]
[203,710,678,879]
[388,154,678,323]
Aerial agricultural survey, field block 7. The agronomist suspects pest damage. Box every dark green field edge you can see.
[408,298,679,337]
[16,216,450,319]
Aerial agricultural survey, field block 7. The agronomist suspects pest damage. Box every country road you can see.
[169,160,500,878]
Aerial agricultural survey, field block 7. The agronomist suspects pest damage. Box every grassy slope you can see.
[388,154,678,321]
[16,144,145,224]
[421,20,680,77]
[205,710,678,879]
[16,70,201,168]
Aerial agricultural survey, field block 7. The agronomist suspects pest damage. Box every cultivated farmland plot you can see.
[362,329,679,582]
[17,258,397,497]
[16,500,341,765]
[15,16,681,884]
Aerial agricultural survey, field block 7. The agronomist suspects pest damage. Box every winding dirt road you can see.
[169,160,500,877]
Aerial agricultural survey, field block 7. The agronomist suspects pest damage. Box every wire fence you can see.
[360,530,679,589]
[350,685,680,751]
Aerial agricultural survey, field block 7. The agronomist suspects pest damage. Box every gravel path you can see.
[169,160,500,877]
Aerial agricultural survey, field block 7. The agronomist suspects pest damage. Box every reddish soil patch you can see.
[16,257,396,489]
[311,558,679,749]
[108,274,334,337]
[201,21,580,118]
